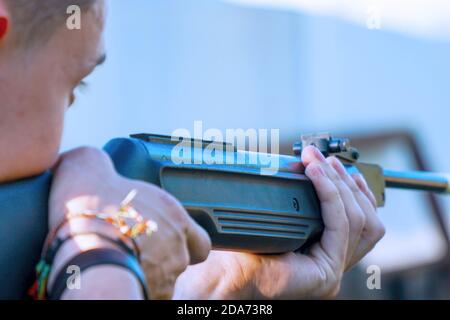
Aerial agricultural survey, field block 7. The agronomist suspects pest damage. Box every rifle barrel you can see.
[383,169,450,193]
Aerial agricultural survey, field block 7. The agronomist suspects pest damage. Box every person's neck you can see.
[0,100,52,184]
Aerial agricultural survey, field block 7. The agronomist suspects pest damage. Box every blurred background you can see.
[62,0,450,299]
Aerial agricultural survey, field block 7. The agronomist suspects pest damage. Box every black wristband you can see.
[49,248,149,300]
[46,232,137,264]
[43,216,141,265]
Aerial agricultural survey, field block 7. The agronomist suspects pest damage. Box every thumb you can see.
[185,216,212,265]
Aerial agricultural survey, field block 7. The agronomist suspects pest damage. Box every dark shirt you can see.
[0,174,50,299]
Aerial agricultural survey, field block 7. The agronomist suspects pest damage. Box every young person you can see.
[0,0,384,299]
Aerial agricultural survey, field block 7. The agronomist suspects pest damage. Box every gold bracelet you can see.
[66,189,158,239]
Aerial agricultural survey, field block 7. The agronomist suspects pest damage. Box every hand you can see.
[49,147,211,299]
[174,146,385,299]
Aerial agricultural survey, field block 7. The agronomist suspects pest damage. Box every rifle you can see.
[0,133,449,298]
[103,133,450,253]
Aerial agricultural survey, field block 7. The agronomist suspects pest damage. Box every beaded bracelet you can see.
[30,189,157,300]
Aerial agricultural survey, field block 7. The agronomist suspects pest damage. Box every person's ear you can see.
[0,0,10,40]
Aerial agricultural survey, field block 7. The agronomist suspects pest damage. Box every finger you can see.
[301,145,327,168]
[343,173,385,268]
[185,215,212,265]
[304,161,349,268]
[150,188,212,265]
[329,160,379,270]
[305,150,363,266]
[353,173,377,209]
[324,161,382,269]
[326,166,382,269]
[347,218,385,269]
[327,157,366,268]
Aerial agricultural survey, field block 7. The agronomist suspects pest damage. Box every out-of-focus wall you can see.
[63,0,450,174]
[62,0,307,149]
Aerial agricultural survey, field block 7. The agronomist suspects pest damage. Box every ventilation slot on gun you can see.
[213,210,309,239]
